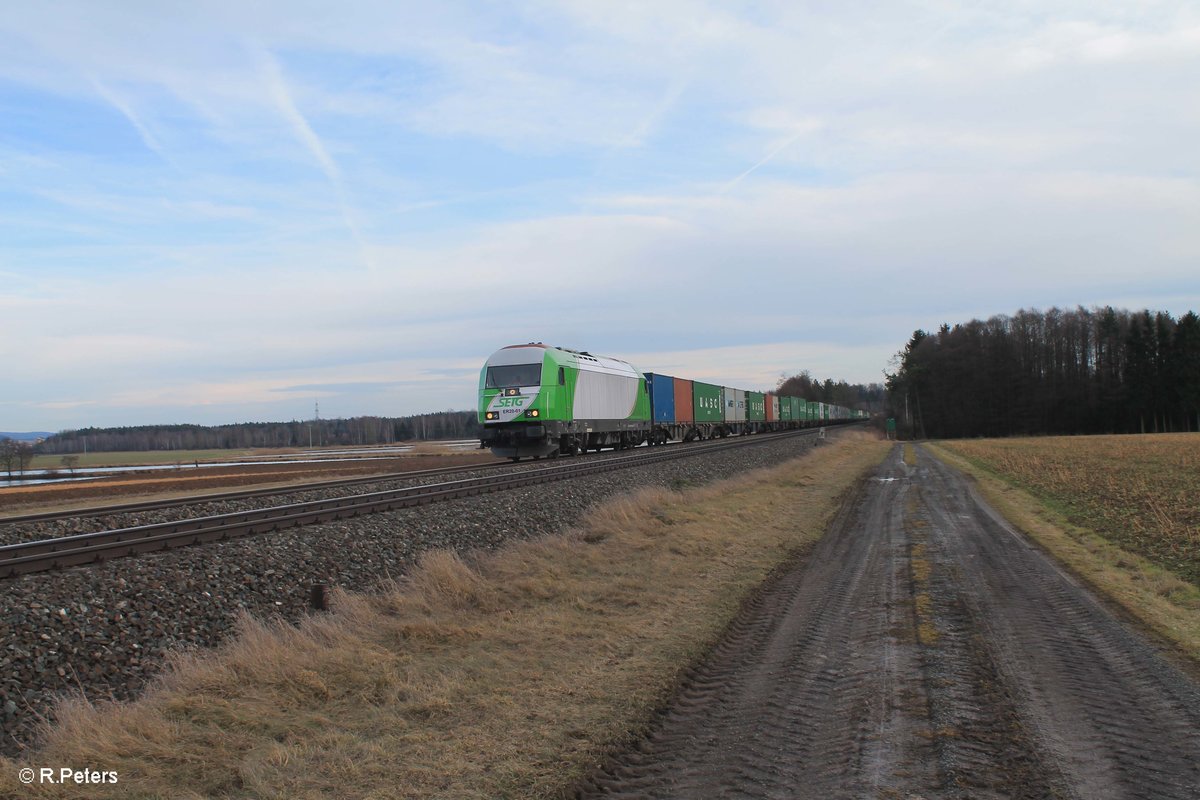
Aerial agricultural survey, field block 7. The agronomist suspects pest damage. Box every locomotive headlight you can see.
[485,411,497,420]
[528,409,539,417]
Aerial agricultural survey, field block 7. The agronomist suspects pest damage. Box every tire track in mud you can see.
[918,449,1200,799]
[579,444,1200,799]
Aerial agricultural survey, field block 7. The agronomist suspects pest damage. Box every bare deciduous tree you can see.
[0,438,16,479]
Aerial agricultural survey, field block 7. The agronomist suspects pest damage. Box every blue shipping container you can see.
[646,373,676,423]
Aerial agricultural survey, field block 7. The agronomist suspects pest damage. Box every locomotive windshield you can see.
[485,363,542,389]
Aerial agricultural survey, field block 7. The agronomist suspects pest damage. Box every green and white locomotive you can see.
[478,343,652,459]
[478,342,870,460]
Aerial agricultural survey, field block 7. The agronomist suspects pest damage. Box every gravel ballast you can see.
[0,432,837,755]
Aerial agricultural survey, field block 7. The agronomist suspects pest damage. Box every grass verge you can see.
[927,443,1200,668]
[936,434,1200,585]
[1,432,889,799]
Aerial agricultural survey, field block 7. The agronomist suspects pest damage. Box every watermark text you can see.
[18,767,118,785]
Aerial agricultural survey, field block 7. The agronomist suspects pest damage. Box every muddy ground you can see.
[582,443,1200,799]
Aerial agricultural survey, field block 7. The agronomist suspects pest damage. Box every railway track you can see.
[0,427,837,579]
[0,430,800,526]
[0,457,508,526]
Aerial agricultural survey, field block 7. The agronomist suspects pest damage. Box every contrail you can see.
[718,10,967,197]
[255,46,376,272]
[718,127,809,195]
[88,76,177,167]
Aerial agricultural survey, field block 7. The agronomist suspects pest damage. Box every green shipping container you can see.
[746,391,765,421]
[807,400,818,422]
[692,381,724,423]
[779,395,793,421]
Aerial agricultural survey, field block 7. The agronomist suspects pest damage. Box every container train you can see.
[478,343,868,460]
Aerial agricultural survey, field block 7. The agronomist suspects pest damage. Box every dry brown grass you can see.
[404,442,469,457]
[0,433,889,799]
[939,434,1200,586]
[929,442,1200,666]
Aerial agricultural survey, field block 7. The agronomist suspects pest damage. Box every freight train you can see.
[478,343,868,460]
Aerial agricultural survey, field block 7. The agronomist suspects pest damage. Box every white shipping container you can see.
[723,387,747,422]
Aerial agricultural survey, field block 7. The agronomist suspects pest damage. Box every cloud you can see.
[251,44,375,271]
[1,2,1198,429]
[626,340,893,391]
[87,77,175,164]
[6,164,1199,424]
[719,120,822,194]
[272,381,405,393]
[1002,20,1200,72]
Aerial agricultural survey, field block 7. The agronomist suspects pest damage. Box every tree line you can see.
[776,371,886,414]
[886,306,1200,439]
[34,411,482,455]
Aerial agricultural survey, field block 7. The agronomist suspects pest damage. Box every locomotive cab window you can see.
[486,364,542,389]
[558,367,565,385]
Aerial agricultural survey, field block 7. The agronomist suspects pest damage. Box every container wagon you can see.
[479,343,866,458]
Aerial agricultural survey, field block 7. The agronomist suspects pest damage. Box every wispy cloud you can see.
[719,123,818,194]
[615,74,691,149]
[1,2,1197,429]
[252,44,375,271]
[87,76,175,166]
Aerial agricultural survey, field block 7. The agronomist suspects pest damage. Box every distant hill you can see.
[0,432,53,442]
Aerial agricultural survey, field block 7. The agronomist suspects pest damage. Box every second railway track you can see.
[0,455,511,526]
[1,428,839,579]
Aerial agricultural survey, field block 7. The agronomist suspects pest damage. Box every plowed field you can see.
[941,434,1200,585]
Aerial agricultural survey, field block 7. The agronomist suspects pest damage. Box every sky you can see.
[2,1,1199,432]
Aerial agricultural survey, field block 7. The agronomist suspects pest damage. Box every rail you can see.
[0,426,847,579]
[0,459,508,525]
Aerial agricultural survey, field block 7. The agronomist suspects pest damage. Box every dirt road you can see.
[582,444,1200,799]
